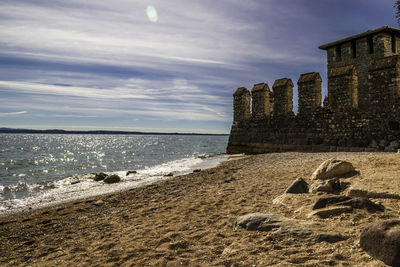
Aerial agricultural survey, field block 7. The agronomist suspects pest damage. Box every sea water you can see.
[0,134,229,215]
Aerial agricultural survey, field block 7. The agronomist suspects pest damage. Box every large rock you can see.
[235,213,314,238]
[313,196,384,212]
[311,158,355,180]
[347,187,400,199]
[339,197,384,212]
[312,196,352,210]
[235,213,283,231]
[285,178,309,194]
[94,172,107,181]
[126,170,137,176]
[308,206,353,218]
[360,220,400,266]
[104,174,121,184]
[310,178,341,193]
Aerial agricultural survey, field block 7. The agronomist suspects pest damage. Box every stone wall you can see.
[328,65,358,112]
[272,78,293,117]
[251,83,272,119]
[227,55,400,154]
[233,87,250,122]
[298,72,322,116]
[325,32,399,110]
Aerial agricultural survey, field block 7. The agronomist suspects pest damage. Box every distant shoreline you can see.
[0,128,228,136]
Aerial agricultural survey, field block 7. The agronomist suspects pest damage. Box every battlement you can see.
[298,72,322,115]
[228,26,400,154]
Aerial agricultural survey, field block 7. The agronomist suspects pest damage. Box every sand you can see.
[1,152,399,266]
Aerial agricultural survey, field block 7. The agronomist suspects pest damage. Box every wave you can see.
[0,154,228,216]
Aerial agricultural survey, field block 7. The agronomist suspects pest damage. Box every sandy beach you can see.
[1,152,399,266]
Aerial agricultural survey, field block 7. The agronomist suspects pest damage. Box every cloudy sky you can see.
[0,0,397,133]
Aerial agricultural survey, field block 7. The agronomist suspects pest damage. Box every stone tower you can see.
[251,83,272,119]
[297,72,322,115]
[319,26,400,110]
[233,87,250,122]
[272,78,293,117]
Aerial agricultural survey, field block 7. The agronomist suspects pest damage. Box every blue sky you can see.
[0,0,397,134]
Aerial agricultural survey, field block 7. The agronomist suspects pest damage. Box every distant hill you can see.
[0,127,228,136]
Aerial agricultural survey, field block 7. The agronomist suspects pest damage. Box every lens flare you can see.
[146,6,158,23]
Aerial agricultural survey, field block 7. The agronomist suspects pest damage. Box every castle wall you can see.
[326,32,400,110]
[328,65,358,111]
[227,55,400,154]
[233,87,250,122]
[251,83,272,119]
[297,72,322,116]
[272,78,293,117]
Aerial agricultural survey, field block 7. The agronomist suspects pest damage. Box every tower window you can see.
[392,34,397,53]
[351,40,357,58]
[368,36,374,54]
[335,45,342,61]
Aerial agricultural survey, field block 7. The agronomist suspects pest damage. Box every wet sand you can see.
[1,152,399,266]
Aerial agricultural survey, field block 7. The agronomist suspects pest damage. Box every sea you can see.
[0,134,229,215]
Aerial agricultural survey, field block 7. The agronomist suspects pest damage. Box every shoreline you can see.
[0,154,230,218]
[1,152,399,266]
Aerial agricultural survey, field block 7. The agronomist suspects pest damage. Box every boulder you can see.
[235,213,283,231]
[94,172,107,181]
[312,196,352,210]
[308,206,353,218]
[104,174,121,184]
[236,213,315,242]
[285,178,309,194]
[313,196,384,212]
[126,170,137,176]
[360,220,400,266]
[339,197,384,212]
[311,158,355,180]
[347,187,400,200]
[310,178,341,193]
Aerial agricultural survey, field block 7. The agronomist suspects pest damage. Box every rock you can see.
[71,180,80,185]
[285,178,309,194]
[310,178,341,193]
[104,174,121,184]
[126,170,137,176]
[164,173,174,177]
[308,206,353,218]
[339,197,384,212]
[312,196,352,210]
[347,187,400,199]
[235,213,284,231]
[313,233,349,243]
[311,158,355,180]
[193,169,201,173]
[360,220,400,266]
[235,213,315,239]
[94,172,107,181]
[313,196,384,212]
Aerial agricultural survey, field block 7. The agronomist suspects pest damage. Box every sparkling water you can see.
[0,134,229,215]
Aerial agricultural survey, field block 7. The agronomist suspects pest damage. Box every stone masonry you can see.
[227,26,400,154]
[298,72,322,116]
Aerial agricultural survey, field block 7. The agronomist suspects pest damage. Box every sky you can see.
[0,0,398,134]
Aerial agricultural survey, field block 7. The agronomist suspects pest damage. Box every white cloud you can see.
[0,111,27,116]
[0,81,153,100]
